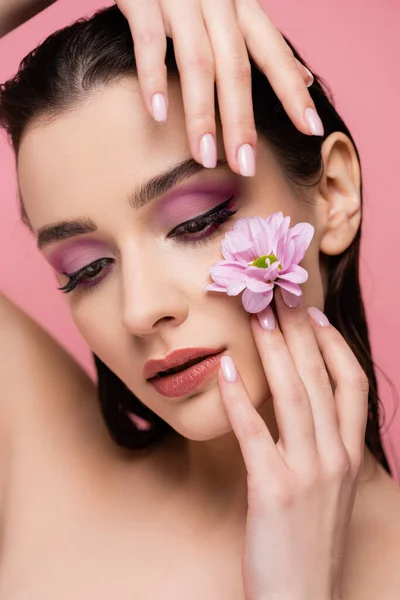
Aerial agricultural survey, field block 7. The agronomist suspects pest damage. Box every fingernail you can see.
[127,412,152,431]
[304,107,324,136]
[282,293,301,309]
[307,306,330,327]
[221,356,237,383]
[257,305,276,331]
[303,66,314,87]
[295,58,314,87]
[238,143,256,177]
[200,133,217,168]
[152,93,167,122]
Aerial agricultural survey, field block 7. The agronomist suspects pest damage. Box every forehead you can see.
[17,77,205,229]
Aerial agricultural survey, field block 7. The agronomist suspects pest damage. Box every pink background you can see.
[1,1,399,477]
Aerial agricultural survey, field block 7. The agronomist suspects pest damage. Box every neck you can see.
[152,404,383,528]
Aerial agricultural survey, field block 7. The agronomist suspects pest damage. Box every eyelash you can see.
[58,196,238,294]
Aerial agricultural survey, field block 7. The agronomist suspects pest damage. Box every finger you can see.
[118,0,168,122]
[307,307,369,467]
[164,0,218,169]
[218,356,283,487]
[235,0,324,137]
[294,57,314,88]
[249,301,318,466]
[202,0,258,177]
[272,287,344,460]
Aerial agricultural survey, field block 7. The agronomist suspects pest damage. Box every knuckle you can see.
[346,369,369,393]
[323,450,350,479]
[286,315,306,335]
[356,372,370,394]
[186,104,215,128]
[285,382,309,405]
[227,55,251,84]
[350,450,364,473]
[226,116,256,136]
[299,468,320,491]
[250,479,293,511]
[138,62,167,86]
[241,415,267,439]
[270,482,295,509]
[276,81,308,107]
[184,52,214,77]
[307,364,331,389]
[135,29,163,48]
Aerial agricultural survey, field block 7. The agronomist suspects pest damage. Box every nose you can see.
[120,248,189,337]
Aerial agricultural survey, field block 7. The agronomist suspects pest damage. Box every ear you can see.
[317,132,361,256]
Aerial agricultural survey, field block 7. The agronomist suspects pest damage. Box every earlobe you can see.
[318,132,362,256]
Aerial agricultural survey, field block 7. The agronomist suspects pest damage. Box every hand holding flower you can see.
[206,213,368,600]
[205,211,314,312]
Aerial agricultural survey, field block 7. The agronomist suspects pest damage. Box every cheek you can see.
[69,300,125,366]
[300,247,326,310]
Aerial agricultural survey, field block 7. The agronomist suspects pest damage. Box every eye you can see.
[58,257,113,294]
[58,196,238,294]
[167,196,238,246]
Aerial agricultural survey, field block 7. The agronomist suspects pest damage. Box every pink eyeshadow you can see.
[156,180,242,227]
[46,239,110,274]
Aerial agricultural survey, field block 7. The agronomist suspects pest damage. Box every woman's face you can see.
[18,77,326,441]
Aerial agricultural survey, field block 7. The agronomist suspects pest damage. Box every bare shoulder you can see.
[0,293,96,433]
[345,456,400,600]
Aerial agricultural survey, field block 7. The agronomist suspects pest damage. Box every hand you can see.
[218,288,368,600]
[115,0,321,177]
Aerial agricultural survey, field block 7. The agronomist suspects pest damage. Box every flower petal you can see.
[246,276,274,293]
[266,211,285,230]
[205,283,227,292]
[246,263,280,282]
[278,215,291,240]
[208,263,247,288]
[280,238,295,270]
[233,217,251,237]
[276,279,302,295]
[287,223,315,264]
[227,280,248,296]
[249,217,270,256]
[278,264,309,284]
[209,260,246,275]
[242,288,274,313]
[222,233,255,263]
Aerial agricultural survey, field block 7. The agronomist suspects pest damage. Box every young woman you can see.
[1,3,399,599]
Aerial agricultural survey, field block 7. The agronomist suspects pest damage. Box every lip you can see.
[143,347,225,380]
[148,351,225,398]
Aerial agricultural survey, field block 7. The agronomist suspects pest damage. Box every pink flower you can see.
[205,212,314,313]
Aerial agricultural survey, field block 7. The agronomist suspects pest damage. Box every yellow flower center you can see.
[251,254,282,284]
[251,253,282,269]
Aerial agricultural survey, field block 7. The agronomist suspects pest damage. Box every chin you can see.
[165,378,270,442]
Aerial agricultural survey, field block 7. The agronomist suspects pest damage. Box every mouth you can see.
[154,353,217,377]
[143,346,225,381]
[148,351,225,399]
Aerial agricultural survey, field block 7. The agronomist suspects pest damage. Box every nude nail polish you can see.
[257,305,276,330]
[200,133,217,168]
[221,356,237,383]
[304,107,324,136]
[307,307,330,327]
[238,144,255,177]
[152,93,167,122]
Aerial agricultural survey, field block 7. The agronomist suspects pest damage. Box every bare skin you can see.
[0,80,399,598]
[0,293,400,600]
[0,60,399,600]
[2,4,399,598]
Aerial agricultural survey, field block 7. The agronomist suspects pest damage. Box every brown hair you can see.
[0,4,396,472]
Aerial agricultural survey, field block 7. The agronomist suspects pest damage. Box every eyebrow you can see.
[36,156,229,250]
